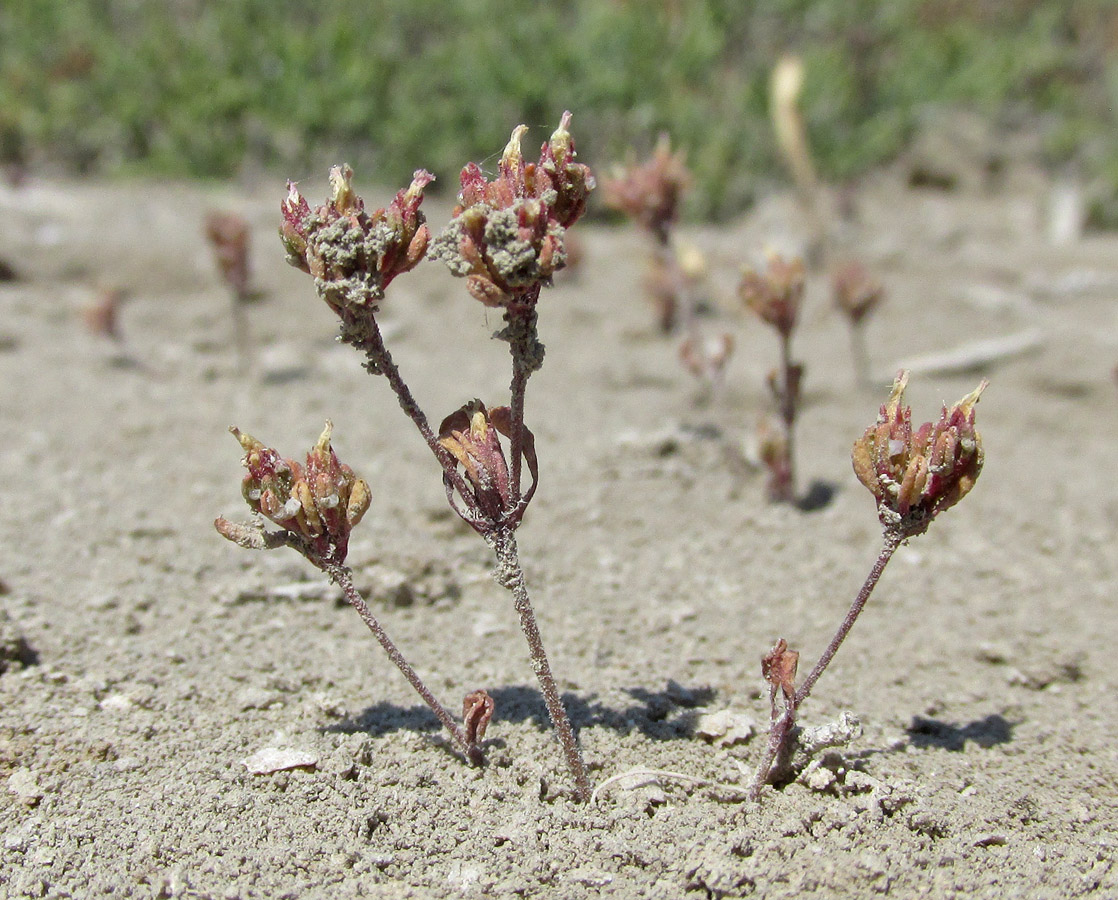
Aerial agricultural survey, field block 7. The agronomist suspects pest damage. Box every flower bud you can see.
[429,115,593,306]
[852,371,987,538]
[221,422,370,563]
[832,260,884,325]
[739,253,805,339]
[279,167,432,316]
[438,400,538,525]
[601,134,689,245]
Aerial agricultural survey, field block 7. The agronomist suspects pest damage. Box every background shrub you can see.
[2,0,1115,218]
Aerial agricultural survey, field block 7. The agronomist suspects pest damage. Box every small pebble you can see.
[242,748,318,775]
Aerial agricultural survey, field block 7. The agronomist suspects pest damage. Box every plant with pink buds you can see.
[832,260,885,386]
[602,135,693,332]
[739,253,806,503]
[215,424,485,764]
[602,134,689,247]
[750,371,987,797]
[426,114,595,800]
[218,113,595,800]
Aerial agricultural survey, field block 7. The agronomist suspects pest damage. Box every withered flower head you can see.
[280,166,432,316]
[428,113,594,308]
[601,134,690,245]
[832,260,884,325]
[761,638,799,705]
[220,422,371,563]
[852,371,987,538]
[739,253,805,339]
[462,689,495,745]
[438,400,538,525]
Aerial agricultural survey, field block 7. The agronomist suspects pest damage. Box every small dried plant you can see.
[832,259,885,387]
[204,210,258,370]
[739,253,806,503]
[214,424,485,765]
[602,134,691,332]
[750,371,987,796]
[217,113,595,800]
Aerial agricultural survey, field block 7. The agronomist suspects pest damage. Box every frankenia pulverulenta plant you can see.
[426,113,595,802]
[602,135,693,334]
[204,211,258,372]
[227,112,595,800]
[750,371,987,798]
[739,253,806,504]
[215,423,488,765]
[832,260,885,388]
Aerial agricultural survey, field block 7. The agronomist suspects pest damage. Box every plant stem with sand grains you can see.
[493,530,591,801]
[750,530,902,798]
[322,560,484,765]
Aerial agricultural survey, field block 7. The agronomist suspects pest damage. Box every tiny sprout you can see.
[679,332,734,400]
[751,372,988,797]
[216,423,482,765]
[204,211,253,303]
[761,638,799,712]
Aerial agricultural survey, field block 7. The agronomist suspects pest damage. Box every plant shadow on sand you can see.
[324,681,718,744]
[905,713,1016,751]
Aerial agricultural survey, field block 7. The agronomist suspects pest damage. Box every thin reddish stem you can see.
[778,330,797,501]
[750,529,902,798]
[493,529,590,801]
[322,559,483,765]
[794,530,901,707]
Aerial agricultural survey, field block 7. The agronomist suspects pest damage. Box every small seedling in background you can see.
[81,285,126,342]
[215,423,487,764]
[832,260,885,387]
[602,134,691,332]
[204,210,259,371]
[750,371,987,797]
[739,253,806,503]
[269,113,595,800]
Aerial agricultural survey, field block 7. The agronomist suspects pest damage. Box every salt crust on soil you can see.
[1,158,1116,898]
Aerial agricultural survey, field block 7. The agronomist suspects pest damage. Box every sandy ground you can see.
[1,150,1117,899]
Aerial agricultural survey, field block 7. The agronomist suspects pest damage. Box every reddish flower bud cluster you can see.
[281,166,432,315]
[601,134,690,245]
[428,113,595,308]
[438,400,538,528]
[225,422,371,563]
[852,371,986,538]
[739,253,805,339]
[832,260,884,325]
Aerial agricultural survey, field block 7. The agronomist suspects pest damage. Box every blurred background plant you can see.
[3,0,1117,220]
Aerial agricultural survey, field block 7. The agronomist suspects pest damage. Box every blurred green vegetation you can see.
[2,0,1116,218]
